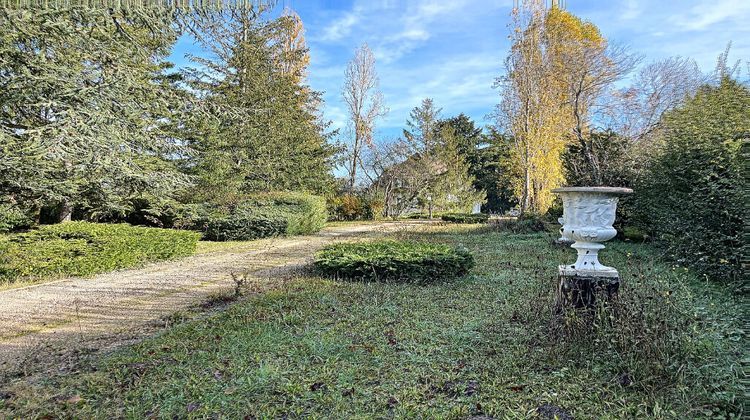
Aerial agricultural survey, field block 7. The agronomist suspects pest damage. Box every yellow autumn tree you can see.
[498,1,569,214]
[271,8,309,84]
[545,7,636,185]
[497,1,633,214]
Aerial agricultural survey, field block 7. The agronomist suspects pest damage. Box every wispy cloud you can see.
[287,0,750,140]
[620,0,642,21]
[320,11,361,42]
[669,0,750,31]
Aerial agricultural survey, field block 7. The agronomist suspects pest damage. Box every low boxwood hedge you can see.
[441,213,489,224]
[491,215,547,234]
[313,240,474,284]
[0,222,200,284]
[178,192,327,241]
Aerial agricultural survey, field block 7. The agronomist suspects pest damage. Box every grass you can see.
[1,225,745,418]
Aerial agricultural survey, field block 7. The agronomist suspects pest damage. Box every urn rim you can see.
[551,186,633,195]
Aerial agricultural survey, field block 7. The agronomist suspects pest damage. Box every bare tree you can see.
[607,56,704,142]
[562,41,639,185]
[342,43,387,189]
[360,139,409,217]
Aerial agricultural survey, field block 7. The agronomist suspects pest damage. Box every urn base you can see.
[556,265,619,310]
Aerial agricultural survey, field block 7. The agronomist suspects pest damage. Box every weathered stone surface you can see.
[557,267,619,309]
[551,186,632,274]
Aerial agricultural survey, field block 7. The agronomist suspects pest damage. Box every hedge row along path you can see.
[0,221,427,381]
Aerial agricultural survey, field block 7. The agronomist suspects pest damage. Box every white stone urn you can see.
[551,187,632,276]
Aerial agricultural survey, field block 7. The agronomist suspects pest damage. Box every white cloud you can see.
[320,11,360,41]
[669,0,750,31]
[620,0,642,21]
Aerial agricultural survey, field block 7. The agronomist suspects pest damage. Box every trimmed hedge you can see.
[401,212,445,220]
[0,222,200,284]
[178,192,328,241]
[441,213,489,224]
[314,240,474,284]
[491,215,547,234]
[201,212,288,242]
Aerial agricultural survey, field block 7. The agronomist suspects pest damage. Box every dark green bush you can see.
[491,215,547,233]
[634,77,747,290]
[0,222,200,284]
[0,203,33,233]
[441,213,489,224]
[401,212,444,220]
[314,240,474,284]
[202,212,288,241]
[177,192,327,241]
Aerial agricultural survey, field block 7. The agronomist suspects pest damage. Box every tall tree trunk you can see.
[348,132,361,190]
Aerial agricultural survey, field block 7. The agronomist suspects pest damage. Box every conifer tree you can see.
[0,7,187,222]
[184,7,336,203]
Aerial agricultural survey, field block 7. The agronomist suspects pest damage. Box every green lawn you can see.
[2,225,744,418]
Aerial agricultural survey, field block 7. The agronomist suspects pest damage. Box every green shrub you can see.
[327,193,384,221]
[622,226,648,241]
[202,212,288,241]
[491,215,547,234]
[0,203,33,233]
[178,192,327,241]
[634,77,747,289]
[441,213,489,224]
[314,240,474,284]
[401,212,444,220]
[0,222,200,284]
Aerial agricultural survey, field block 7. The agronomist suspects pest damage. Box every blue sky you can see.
[170,0,750,140]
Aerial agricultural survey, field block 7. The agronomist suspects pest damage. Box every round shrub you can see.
[441,213,489,224]
[314,240,474,284]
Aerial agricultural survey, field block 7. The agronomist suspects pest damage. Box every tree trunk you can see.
[57,200,73,223]
[522,166,531,213]
[348,134,360,190]
[579,137,602,186]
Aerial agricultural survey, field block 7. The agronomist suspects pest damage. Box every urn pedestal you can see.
[551,187,632,309]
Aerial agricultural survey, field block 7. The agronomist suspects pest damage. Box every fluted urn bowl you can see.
[552,187,633,275]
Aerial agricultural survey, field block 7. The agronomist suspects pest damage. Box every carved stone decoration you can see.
[552,187,632,275]
[552,187,632,309]
[556,214,573,244]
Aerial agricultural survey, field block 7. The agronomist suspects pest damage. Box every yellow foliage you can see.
[503,3,611,214]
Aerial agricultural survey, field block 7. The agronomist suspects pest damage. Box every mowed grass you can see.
[1,225,745,418]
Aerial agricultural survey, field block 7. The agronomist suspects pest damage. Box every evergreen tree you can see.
[0,7,187,222]
[399,100,484,214]
[184,7,336,203]
[436,114,515,212]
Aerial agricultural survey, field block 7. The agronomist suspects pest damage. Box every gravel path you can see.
[0,221,423,379]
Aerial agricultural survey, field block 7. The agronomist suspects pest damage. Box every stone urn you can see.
[551,187,632,307]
